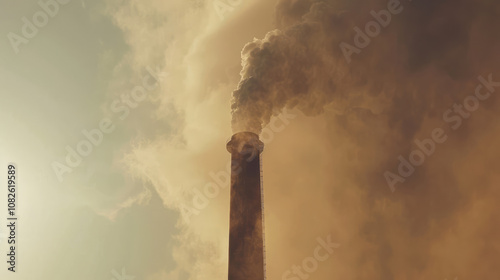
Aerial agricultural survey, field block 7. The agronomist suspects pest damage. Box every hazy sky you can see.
[1,0,499,280]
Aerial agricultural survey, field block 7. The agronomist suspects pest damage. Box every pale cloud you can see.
[103,0,278,278]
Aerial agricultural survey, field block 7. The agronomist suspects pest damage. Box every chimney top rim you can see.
[226,131,264,154]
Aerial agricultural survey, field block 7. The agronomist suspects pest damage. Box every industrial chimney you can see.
[226,132,266,280]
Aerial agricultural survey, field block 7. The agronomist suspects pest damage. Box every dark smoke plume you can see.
[231,0,500,133]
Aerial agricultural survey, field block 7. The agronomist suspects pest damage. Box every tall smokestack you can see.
[226,132,266,280]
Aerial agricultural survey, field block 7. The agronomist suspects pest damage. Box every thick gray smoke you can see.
[230,0,500,279]
[231,0,500,133]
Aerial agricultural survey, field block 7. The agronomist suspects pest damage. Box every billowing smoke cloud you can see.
[231,0,500,279]
[231,0,500,134]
